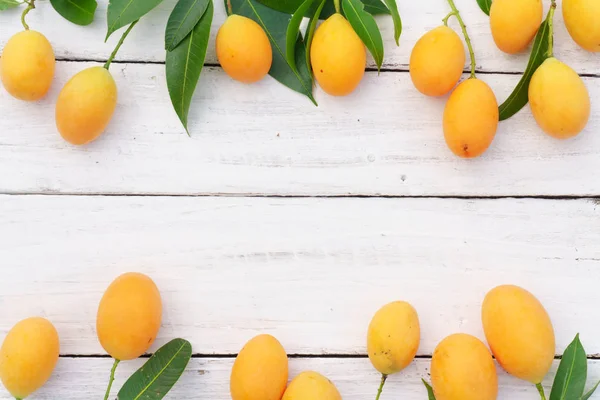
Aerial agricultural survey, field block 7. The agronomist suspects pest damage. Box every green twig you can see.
[20,0,35,30]
[375,374,387,400]
[103,359,120,400]
[547,0,557,57]
[226,0,232,15]
[104,20,139,70]
[444,0,476,78]
[334,0,341,13]
[536,383,547,400]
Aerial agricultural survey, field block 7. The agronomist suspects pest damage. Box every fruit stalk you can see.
[547,1,557,57]
[20,0,35,31]
[103,359,120,400]
[536,383,547,400]
[374,374,387,400]
[443,0,476,78]
[104,20,139,70]
[334,0,341,13]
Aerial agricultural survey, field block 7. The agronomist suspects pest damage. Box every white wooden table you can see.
[1,0,599,398]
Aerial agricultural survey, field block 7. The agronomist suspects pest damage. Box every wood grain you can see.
[0,195,598,355]
[0,0,597,74]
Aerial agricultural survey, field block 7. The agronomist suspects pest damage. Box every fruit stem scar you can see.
[374,374,387,400]
[536,383,547,400]
[334,0,341,14]
[20,0,35,31]
[547,1,557,58]
[103,358,121,400]
[444,0,476,78]
[104,20,139,70]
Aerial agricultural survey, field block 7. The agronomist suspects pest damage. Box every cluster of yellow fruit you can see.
[0,272,161,399]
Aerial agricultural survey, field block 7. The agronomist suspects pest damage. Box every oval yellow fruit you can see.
[97,272,162,361]
[216,15,273,83]
[56,66,117,145]
[431,334,498,400]
[410,26,465,97]
[0,317,59,399]
[282,371,341,400]
[482,285,555,384]
[563,0,600,52]
[490,0,543,54]
[443,78,499,158]
[529,57,590,139]
[311,13,366,96]
[367,301,420,375]
[230,334,288,400]
[0,30,55,101]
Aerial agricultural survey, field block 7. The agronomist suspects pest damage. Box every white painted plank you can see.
[0,195,598,355]
[3,357,599,399]
[1,62,599,196]
[0,0,597,74]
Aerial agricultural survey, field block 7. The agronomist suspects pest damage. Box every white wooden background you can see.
[1,0,599,398]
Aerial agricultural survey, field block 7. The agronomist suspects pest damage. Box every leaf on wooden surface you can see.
[49,0,97,25]
[498,16,551,121]
[342,0,384,70]
[422,379,437,400]
[320,0,389,19]
[166,0,210,51]
[106,0,165,40]
[582,381,600,400]
[117,338,192,400]
[305,0,326,70]
[0,0,20,11]
[549,334,587,400]
[476,0,492,15]
[381,0,401,45]
[230,0,316,105]
[286,0,317,72]
[166,0,213,133]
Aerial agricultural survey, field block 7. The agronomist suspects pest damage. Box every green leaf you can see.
[166,0,213,133]
[230,0,316,105]
[254,0,302,13]
[49,0,97,25]
[422,379,437,400]
[117,339,192,400]
[319,0,389,19]
[106,0,165,40]
[286,0,317,72]
[476,0,492,15]
[342,0,384,70]
[550,334,587,400]
[0,0,20,11]
[583,381,600,400]
[381,0,401,45]
[256,0,389,18]
[305,0,326,69]
[165,0,210,51]
[498,16,551,121]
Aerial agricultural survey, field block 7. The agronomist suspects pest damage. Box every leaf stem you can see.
[103,359,120,400]
[20,0,35,31]
[334,0,341,13]
[536,383,547,400]
[226,0,232,15]
[444,0,476,78]
[375,374,387,400]
[547,0,557,57]
[104,20,139,70]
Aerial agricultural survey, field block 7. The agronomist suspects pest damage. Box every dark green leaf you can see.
[166,0,213,133]
[286,0,317,71]
[0,0,20,11]
[165,0,210,51]
[305,0,326,69]
[476,0,492,15]
[254,0,302,13]
[422,379,437,400]
[381,0,401,45]
[498,16,551,121]
[550,334,587,400]
[106,0,165,40]
[117,339,192,400]
[256,0,389,18]
[582,381,600,400]
[50,0,97,25]
[342,0,384,70]
[319,0,389,19]
[230,0,316,105]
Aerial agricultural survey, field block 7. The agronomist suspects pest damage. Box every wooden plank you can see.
[0,195,598,355]
[1,62,599,196]
[4,357,600,399]
[0,0,597,74]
